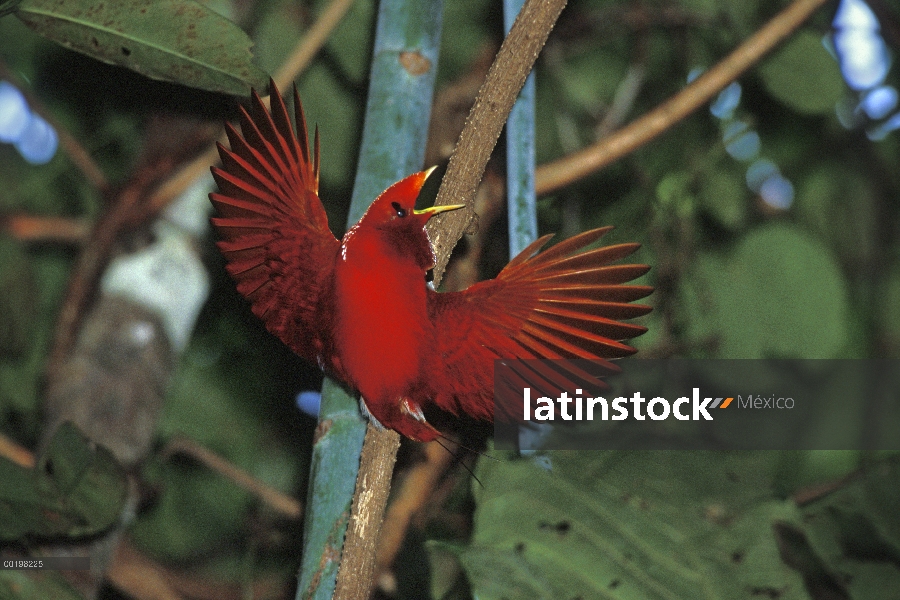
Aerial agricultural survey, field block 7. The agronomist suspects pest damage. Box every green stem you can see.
[503,0,538,455]
[295,2,442,598]
[504,0,538,256]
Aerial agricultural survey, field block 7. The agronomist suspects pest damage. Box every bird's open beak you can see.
[411,166,464,217]
[414,204,465,217]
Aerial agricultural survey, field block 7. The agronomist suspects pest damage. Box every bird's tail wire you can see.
[432,436,488,488]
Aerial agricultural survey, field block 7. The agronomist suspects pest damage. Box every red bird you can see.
[210,83,652,442]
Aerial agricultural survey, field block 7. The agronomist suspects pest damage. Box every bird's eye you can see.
[391,202,407,218]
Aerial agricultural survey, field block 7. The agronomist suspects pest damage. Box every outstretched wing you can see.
[427,228,652,422]
[210,82,340,363]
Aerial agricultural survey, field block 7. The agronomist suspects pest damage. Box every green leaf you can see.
[758,30,845,115]
[559,49,626,112]
[15,0,267,95]
[0,570,85,600]
[0,0,23,18]
[0,422,127,540]
[683,223,848,358]
[699,168,747,229]
[463,452,810,600]
[800,456,900,600]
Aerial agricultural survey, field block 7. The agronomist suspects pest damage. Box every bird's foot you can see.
[399,398,441,442]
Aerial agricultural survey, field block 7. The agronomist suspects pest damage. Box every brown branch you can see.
[429,0,568,285]
[534,0,831,195]
[161,435,303,520]
[3,214,90,245]
[330,4,568,593]
[332,423,400,600]
[0,432,35,469]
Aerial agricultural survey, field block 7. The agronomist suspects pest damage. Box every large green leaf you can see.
[0,422,127,540]
[683,223,848,358]
[699,167,747,230]
[461,452,810,600]
[800,456,900,600]
[758,30,845,115]
[15,0,267,95]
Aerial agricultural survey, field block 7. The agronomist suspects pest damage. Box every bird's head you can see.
[348,167,464,270]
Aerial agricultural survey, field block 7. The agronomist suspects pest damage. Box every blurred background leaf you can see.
[462,451,809,600]
[14,0,268,95]
[0,422,127,540]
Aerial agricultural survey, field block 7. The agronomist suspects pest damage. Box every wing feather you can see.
[427,228,651,421]
[210,81,339,363]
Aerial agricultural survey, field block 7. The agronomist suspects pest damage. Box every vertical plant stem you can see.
[295,379,366,600]
[296,2,443,599]
[503,0,539,456]
[503,0,538,257]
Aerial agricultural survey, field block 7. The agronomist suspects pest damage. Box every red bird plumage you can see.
[210,83,652,442]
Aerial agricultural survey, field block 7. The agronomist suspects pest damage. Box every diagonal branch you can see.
[429,0,568,285]
[534,0,831,195]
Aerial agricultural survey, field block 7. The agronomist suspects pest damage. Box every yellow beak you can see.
[414,203,465,216]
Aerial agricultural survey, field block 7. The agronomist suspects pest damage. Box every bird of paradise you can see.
[210,82,651,442]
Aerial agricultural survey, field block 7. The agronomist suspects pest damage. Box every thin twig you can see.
[161,435,303,520]
[429,0,568,285]
[534,0,831,195]
[3,214,90,245]
[0,432,35,469]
